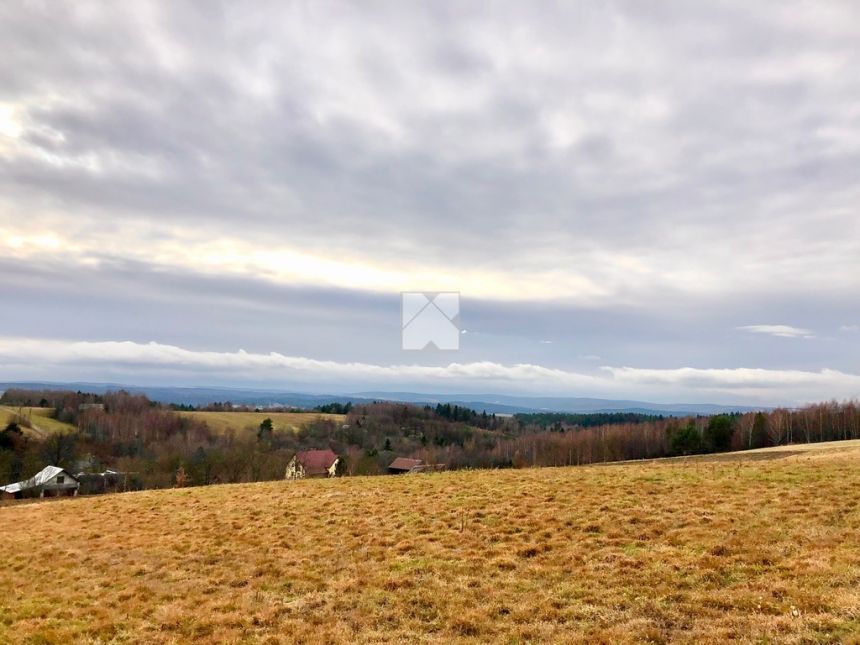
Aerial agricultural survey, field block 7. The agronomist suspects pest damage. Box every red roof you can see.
[389,457,423,471]
[296,449,338,475]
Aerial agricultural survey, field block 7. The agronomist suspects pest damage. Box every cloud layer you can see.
[2,2,860,302]
[1,2,859,402]
[2,338,859,405]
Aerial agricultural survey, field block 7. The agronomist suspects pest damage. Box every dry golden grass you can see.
[177,410,346,436]
[0,406,76,437]
[2,441,859,644]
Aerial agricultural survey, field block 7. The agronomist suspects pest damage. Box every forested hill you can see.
[1,388,858,492]
[515,412,665,429]
[0,382,766,415]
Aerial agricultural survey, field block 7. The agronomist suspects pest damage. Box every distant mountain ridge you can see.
[353,392,767,416]
[0,382,768,416]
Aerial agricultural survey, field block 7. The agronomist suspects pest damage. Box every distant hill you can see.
[0,382,768,416]
[0,382,377,409]
[354,392,768,416]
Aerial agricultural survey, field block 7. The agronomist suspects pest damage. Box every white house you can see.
[0,465,80,499]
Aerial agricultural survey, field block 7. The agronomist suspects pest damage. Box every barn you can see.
[0,465,80,499]
[388,457,424,474]
[75,469,134,495]
[285,449,339,479]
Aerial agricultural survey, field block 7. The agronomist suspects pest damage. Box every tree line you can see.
[515,412,665,431]
[2,389,859,492]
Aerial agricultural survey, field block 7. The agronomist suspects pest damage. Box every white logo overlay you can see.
[401,292,460,351]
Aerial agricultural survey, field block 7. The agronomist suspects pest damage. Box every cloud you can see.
[1,1,860,305]
[1,338,859,405]
[840,324,859,332]
[603,365,860,403]
[737,325,814,339]
[1,3,860,397]
[603,365,860,390]
[0,337,600,389]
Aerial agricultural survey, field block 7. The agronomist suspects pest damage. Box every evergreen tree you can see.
[667,419,702,455]
[703,415,734,452]
[257,417,274,442]
[750,412,769,448]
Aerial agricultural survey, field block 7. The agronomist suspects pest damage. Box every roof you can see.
[0,465,77,494]
[295,449,338,475]
[389,457,424,471]
[33,466,68,485]
[75,469,127,479]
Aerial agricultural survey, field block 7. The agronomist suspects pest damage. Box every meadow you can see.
[0,405,76,437]
[1,441,859,643]
[177,410,346,436]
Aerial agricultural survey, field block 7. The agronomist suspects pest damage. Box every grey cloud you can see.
[1,1,860,399]
[1,255,857,374]
[3,0,858,266]
[2,337,860,405]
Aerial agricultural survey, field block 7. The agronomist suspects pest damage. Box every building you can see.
[0,465,80,499]
[388,457,425,474]
[75,469,135,495]
[387,458,446,474]
[285,449,339,479]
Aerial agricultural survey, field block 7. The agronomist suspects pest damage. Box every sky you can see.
[1,1,859,405]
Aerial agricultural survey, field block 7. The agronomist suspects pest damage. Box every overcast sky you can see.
[1,1,859,404]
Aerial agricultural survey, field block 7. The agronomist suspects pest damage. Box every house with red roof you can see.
[285,449,340,479]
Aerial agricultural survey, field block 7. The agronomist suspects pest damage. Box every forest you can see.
[1,388,859,491]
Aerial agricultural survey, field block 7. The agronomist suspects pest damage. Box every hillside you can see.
[0,383,767,415]
[2,441,859,643]
[0,405,76,437]
[177,410,346,436]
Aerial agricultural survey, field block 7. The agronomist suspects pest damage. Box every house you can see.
[0,465,80,500]
[285,449,339,479]
[388,457,425,474]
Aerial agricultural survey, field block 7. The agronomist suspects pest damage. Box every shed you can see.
[388,457,424,474]
[75,469,134,495]
[0,466,80,499]
[285,449,339,479]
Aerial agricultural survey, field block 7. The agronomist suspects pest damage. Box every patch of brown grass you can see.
[0,406,76,436]
[1,443,859,643]
[177,410,346,436]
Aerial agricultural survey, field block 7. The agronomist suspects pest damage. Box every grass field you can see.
[1,441,859,643]
[0,405,76,437]
[177,410,346,436]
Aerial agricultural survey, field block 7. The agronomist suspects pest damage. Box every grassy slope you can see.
[177,410,346,435]
[1,442,859,643]
[0,406,76,437]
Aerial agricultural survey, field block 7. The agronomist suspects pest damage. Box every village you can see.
[0,450,444,501]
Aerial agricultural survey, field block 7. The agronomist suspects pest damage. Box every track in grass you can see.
[0,406,76,437]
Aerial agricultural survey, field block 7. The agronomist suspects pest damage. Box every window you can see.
[57,476,65,484]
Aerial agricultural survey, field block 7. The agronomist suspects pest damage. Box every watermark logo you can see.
[401,291,460,351]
